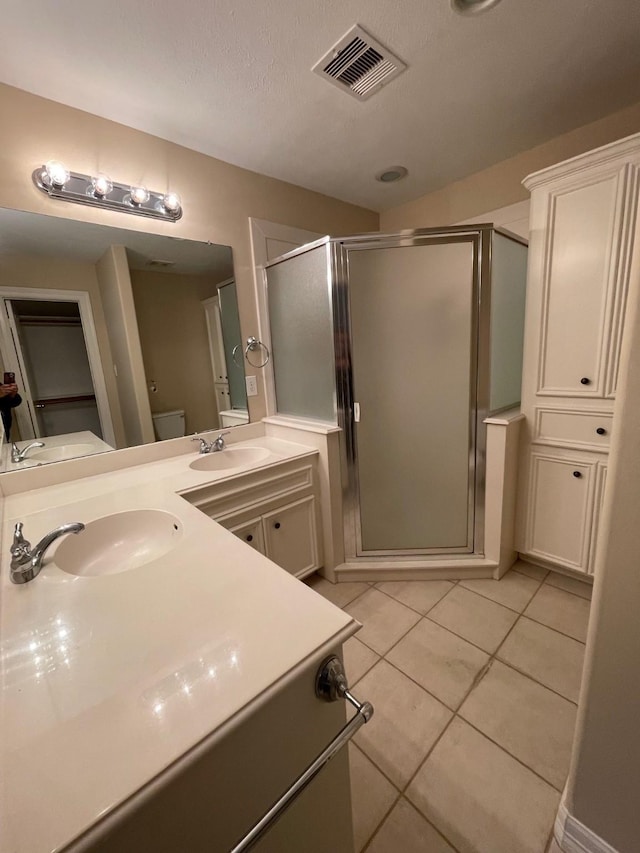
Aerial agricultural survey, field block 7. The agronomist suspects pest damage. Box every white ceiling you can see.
[2,0,640,211]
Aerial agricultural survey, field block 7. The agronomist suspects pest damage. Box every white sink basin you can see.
[55,509,183,577]
[29,443,98,463]
[189,446,270,472]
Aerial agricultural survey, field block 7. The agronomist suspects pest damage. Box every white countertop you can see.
[0,436,356,853]
[2,431,114,472]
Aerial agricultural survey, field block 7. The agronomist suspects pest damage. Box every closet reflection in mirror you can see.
[0,208,247,469]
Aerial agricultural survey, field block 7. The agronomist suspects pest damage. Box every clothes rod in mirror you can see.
[32,161,182,222]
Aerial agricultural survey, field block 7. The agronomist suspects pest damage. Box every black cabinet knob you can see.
[573,471,582,478]
[580,377,591,385]
[246,534,253,542]
[596,427,607,436]
[274,522,281,529]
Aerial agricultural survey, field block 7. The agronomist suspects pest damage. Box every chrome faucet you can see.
[11,441,45,463]
[191,432,231,454]
[10,521,85,584]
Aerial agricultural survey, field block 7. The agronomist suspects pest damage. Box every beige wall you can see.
[131,269,220,435]
[96,246,155,447]
[562,203,640,853]
[0,252,126,446]
[0,83,378,421]
[380,100,640,230]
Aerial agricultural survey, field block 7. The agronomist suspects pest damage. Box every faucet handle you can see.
[11,522,31,556]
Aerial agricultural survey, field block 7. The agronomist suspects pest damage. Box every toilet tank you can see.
[151,410,186,441]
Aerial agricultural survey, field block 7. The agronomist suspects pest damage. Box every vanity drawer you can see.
[534,409,612,451]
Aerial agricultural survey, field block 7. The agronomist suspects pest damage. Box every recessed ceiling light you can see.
[376,166,408,183]
[451,0,504,15]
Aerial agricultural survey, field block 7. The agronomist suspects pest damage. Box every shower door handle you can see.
[353,402,361,423]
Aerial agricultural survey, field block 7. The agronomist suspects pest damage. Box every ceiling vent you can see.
[312,25,407,101]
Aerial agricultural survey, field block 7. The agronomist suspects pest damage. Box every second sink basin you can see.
[29,443,98,463]
[189,446,270,472]
[55,509,183,577]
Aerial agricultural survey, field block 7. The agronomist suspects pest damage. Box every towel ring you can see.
[232,336,270,369]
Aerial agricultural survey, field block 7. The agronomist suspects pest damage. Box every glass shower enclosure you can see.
[264,226,527,562]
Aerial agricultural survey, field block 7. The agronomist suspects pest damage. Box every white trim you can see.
[0,287,116,448]
[248,218,322,416]
[263,415,341,435]
[523,131,640,190]
[555,799,620,853]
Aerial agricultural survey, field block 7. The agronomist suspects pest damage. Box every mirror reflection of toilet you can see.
[151,410,185,441]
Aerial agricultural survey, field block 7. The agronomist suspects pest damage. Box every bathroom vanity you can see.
[0,430,360,852]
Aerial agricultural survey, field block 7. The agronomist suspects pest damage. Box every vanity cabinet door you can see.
[536,169,630,399]
[524,451,598,573]
[262,496,320,578]
[228,517,265,554]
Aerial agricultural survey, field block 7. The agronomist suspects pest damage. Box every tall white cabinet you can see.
[517,134,640,575]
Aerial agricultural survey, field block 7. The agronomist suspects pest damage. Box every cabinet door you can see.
[227,517,265,554]
[215,383,230,412]
[262,496,320,577]
[525,452,597,572]
[537,169,628,397]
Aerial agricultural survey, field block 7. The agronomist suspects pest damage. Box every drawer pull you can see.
[246,535,253,542]
[580,377,591,385]
[596,427,607,436]
[274,522,281,529]
[573,470,582,478]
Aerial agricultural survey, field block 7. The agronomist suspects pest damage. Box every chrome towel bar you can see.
[229,655,373,853]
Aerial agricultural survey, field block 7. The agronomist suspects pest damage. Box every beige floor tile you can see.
[460,660,577,789]
[343,636,379,686]
[524,584,591,643]
[348,744,398,852]
[304,574,370,608]
[387,618,489,710]
[353,660,452,788]
[375,580,455,615]
[428,585,518,653]
[460,570,540,612]
[545,571,593,600]
[345,589,421,655]
[367,797,456,853]
[498,617,585,702]
[512,561,549,582]
[407,718,560,853]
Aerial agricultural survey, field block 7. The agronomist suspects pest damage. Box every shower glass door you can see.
[342,235,479,555]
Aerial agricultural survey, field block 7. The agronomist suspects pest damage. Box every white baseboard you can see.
[555,799,619,853]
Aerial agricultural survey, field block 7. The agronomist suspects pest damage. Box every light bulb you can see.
[162,192,181,214]
[91,173,112,198]
[44,160,70,188]
[130,186,149,206]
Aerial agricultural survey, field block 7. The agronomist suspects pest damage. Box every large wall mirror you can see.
[0,208,248,470]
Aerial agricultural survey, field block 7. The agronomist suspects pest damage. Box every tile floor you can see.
[306,561,592,853]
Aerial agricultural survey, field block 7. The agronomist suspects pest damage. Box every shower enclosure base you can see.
[332,556,502,584]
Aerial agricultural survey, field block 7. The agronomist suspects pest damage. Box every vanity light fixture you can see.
[32,163,183,222]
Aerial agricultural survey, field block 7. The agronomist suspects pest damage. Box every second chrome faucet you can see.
[191,432,231,454]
